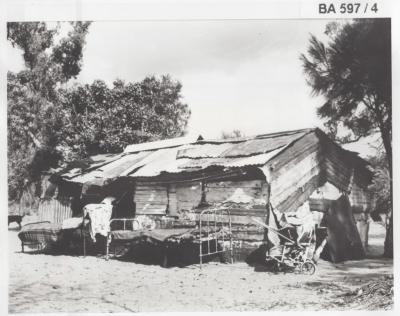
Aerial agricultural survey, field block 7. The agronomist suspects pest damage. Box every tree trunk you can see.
[383,210,393,257]
[379,125,393,258]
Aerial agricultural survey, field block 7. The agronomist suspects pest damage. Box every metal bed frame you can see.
[198,209,234,268]
[105,218,140,260]
[20,221,51,253]
[82,212,234,267]
[82,217,140,258]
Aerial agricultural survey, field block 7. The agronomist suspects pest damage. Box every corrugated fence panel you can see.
[38,198,73,224]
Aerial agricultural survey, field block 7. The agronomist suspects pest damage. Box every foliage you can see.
[56,76,191,158]
[7,22,91,200]
[367,153,392,258]
[301,19,392,257]
[300,19,391,169]
[8,22,191,201]
[220,129,245,139]
[368,154,391,217]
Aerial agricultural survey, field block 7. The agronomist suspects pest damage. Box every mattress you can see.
[18,221,62,244]
[110,227,230,244]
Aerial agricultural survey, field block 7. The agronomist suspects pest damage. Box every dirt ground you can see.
[8,220,393,313]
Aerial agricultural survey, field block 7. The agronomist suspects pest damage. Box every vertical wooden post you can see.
[228,210,233,264]
[200,180,207,205]
[264,182,272,242]
[82,219,86,257]
[106,233,110,261]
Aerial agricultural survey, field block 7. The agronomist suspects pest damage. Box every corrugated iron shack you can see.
[46,128,373,262]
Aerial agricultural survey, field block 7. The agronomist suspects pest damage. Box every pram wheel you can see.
[270,260,281,272]
[301,261,316,275]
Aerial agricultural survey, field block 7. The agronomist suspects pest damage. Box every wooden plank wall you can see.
[268,132,320,172]
[269,148,324,213]
[205,180,267,208]
[322,141,354,191]
[195,179,269,241]
[349,182,372,213]
[135,182,168,215]
[134,179,269,241]
[275,174,323,214]
[267,131,365,215]
[38,198,73,224]
[133,181,203,216]
[194,212,267,241]
[167,184,178,216]
[176,181,202,211]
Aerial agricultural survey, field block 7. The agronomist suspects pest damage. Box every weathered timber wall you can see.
[205,180,268,208]
[349,181,372,213]
[194,212,266,241]
[268,132,320,172]
[135,182,168,215]
[167,184,178,216]
[175,181,202,211]
[320,137,354,191]
[269,147,324,213]
[133,177,269,242]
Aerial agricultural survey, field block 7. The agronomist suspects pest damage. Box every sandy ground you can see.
[8,220,393,313]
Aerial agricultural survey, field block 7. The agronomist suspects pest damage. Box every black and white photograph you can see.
[2,0,397,314]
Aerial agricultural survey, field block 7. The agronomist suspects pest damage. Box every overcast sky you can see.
[78,20,328,139]
[7,19,379,156]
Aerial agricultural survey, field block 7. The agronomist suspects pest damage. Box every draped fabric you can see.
[84,197,115,242]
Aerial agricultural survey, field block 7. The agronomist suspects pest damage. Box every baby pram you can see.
[251,217,317,275]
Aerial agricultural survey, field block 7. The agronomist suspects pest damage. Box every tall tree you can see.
[300,19,392,257]
[57,76,191,159]
[368,154,391,224]
[7,22,91,200]
[8,22,191,205]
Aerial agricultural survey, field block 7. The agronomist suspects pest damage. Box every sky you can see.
[78,19,328,139]
[6,19,380,157]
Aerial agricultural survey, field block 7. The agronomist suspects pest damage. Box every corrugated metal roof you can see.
[123,135,200,153]
[62,128,314,182]
[68,151,153,183]
[175,148,284,171]
[61,153,122,179]
[129,147,191,177]
[128,130,311,177]
[176,131,306,159]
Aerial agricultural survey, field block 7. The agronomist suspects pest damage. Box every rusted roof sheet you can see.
[61,153,122,179]
[61,128,315,182]
[177,131,307,159]
[174,148,284,171]
[67,151,153,184]
[129,147,191,177]
[124,135,200,153]
[128,130,312,177]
